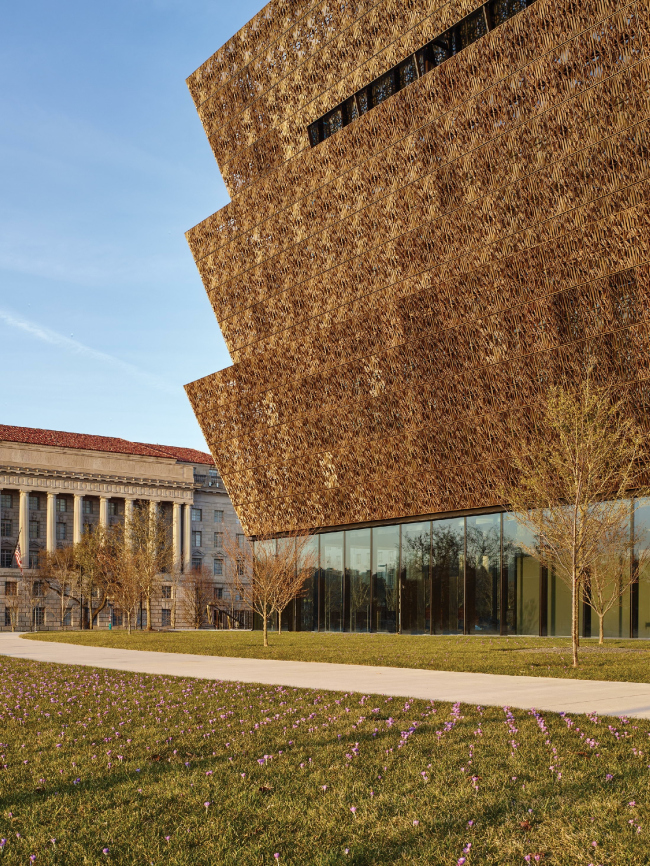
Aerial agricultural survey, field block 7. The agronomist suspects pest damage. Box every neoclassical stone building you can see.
[0,425,245,631]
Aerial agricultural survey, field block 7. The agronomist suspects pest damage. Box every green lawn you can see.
[0,655,648,865]
[22,630,650,682]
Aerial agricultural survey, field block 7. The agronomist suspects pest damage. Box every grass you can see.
[22,630,650,682]
[0,656,649,865]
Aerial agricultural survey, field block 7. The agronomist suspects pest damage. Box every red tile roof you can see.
[0,425,214,466]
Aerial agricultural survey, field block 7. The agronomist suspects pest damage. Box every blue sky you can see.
[1,0,264,451]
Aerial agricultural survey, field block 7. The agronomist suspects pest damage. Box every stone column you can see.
[18,489,29,567]
[124,499,134,540]
[73,494,83,544]
[46,491,56,554]
[172,502,182,573]
[183,502,192,573]
[99,496,109,528]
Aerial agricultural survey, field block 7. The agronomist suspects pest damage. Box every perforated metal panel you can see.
[185,0,650,537]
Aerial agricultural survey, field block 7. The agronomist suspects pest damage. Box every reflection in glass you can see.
[357,90,369,115]
[345,96,359,123]
[321,532,344,632]
[401,522,430,634]
[346,529,371,632]
[323,108,344,138]
[372,525,399,632]
[490,0,530,28]
[297,535,319,632]
[431,518,464,633]
[503,515,539,635]
[585,501,631,639]
[277,537,295,632]
[548,569,572,636]
[458,7,488,49]
[466,514,501,634]
[635,498,650,638]
[371,72,395,107]
[398,58,417,89]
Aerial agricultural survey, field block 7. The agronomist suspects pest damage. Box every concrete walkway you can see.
[2,632,650,719]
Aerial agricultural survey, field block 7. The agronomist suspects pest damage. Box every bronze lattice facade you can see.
[185,0,650,543]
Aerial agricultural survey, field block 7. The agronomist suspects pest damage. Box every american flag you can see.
[14,541,24,575]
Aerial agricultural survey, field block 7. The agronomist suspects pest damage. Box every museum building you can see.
[183,0,650,637]
[0,425,244,631]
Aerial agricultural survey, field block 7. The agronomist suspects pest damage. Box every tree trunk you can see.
[598,613,605,645]
[278,610,282,635]
[127,612,132,635]
[89,582,94,629]
[263,601,268,647]
[572,569,579,668]
[146,594,152,631]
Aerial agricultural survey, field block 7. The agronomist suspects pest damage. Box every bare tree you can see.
[181,566,214,629]
[37,546,80,628]
[3,592,19,632]
[500,365,647,667]
[105,524,141,634]
[223,530,315,646]
[274,536,318,634]
[126,503,174,631]
[75,526,113,628]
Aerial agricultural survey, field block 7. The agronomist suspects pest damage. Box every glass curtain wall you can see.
[257,500,643,636]
[346,529,371,632]
[372,525,399,632]
[431,517,464,634]
[401,522,430,633]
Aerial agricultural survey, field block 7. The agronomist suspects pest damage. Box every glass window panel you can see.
[357,89,369,115]
[398,57,417,90]
[431,517,464,634]
[346,528,371,633]
[415,48,427,77]
[636,498,650,638]
[457,8,488,51]
[503,514,539,635]
[320,531,343,632]
[323,108,343,139]
[371,71,395,107]
[345,96,359,123]
[401,522,430,634]
[548,569,572,636]
[431,33,453,65]
[254,539,278,631]
[466,514,501,634]
[372,525,399,633]
[589,500,631,639]
[308,122,320,147]
[277,537,297,633]
[297,536,319,632]
[489,0,529,27]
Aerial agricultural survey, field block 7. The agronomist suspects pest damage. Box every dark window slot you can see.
[307,0,537,147]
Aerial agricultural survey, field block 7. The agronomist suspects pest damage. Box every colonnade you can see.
[9,490,193,573]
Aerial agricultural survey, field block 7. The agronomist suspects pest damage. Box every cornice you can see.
[0,466,195,501]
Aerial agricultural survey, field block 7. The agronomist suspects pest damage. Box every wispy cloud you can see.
[0,309,177,395]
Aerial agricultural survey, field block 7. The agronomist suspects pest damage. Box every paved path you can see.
[2,632,650,719]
